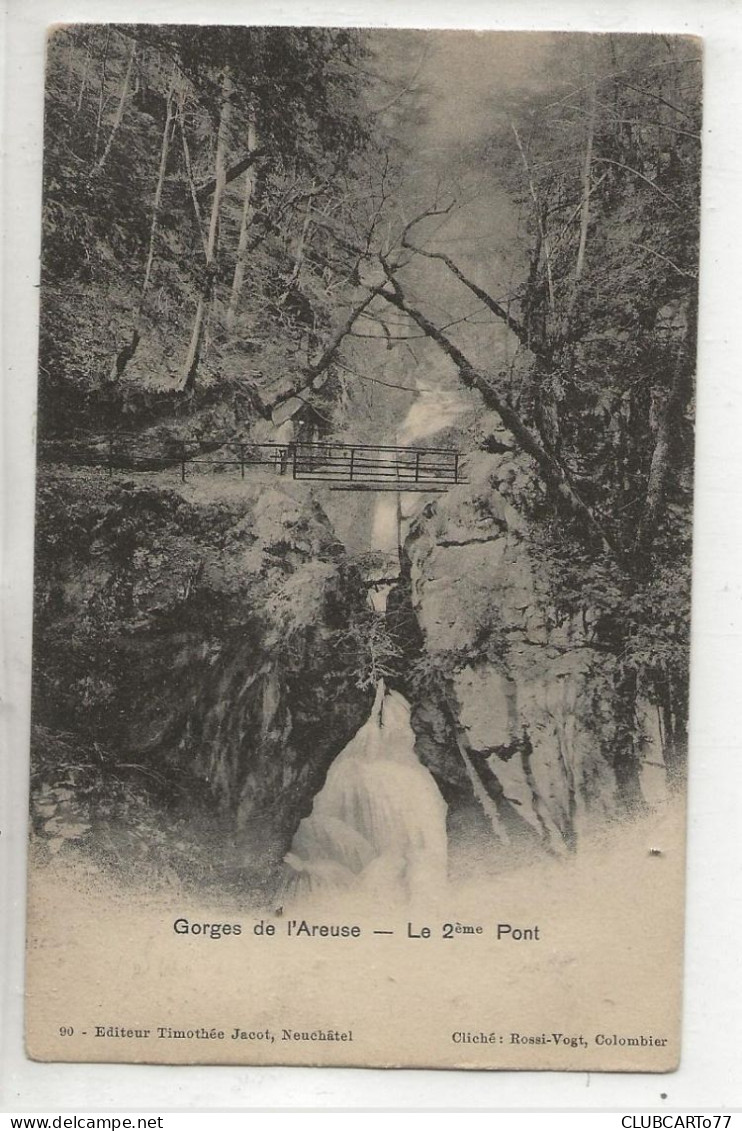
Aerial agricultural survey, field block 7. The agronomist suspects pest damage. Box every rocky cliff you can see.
[402,449,669,865]
[31,448,675,896]
[31,470,373,895]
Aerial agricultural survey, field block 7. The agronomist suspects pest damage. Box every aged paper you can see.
[25,27,699,1070]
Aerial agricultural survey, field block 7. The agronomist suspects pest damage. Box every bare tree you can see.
[180,67,233,393]
[226,120,260,332]
[110,68,177,381]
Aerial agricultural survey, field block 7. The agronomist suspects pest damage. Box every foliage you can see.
[498,40,698,764]
[478,37,698,529]
[331,608,407,691]
[40,25,378,433]
[351,34,699,786]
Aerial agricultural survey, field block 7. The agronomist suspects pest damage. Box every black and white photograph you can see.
[24,25,700,1070]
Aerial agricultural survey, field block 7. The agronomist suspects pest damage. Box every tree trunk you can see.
[656,79,664,183]
[94,39,136,173]
[140,76,176,302]
[178,95,208,256]
[574,81,597,285]
[110,73,176,382]
[180,68,233,393]
[226,120,258,333]
[195,147,264,202]
[512,123,555,315]
[634,341,694,567]
[657,674,684,786]
[76,38,92,114]
[287,192,314,288]
[666,675,688,788]
[610,667,646,813]
[93,29,111,158]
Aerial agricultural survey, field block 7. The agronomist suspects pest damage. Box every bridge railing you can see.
[289,442,461,488]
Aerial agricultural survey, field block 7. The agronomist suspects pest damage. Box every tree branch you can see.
[592,157,682,209]
[632,243,698,279]
[195,147,266,202]
[400,237,531,349]
[617,79,697,123]
[263,289,382,418]
[377,268,617,558]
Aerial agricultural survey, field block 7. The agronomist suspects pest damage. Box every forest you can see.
[31,27,700,900]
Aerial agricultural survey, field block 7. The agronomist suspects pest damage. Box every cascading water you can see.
[284,681,448,904]
[283,379,468,905]
[370,381,469,613]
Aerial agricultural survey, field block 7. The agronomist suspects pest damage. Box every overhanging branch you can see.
[401,235,531,350]
[377,268,617,558]
[262,289,383,418]
[195,147,266,202]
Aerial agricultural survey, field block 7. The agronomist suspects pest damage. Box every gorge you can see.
[29,26,697,906]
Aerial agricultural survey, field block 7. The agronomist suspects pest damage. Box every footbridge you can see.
[39,437,466,492]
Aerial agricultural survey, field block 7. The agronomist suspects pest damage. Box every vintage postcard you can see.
[25,26,699,1070]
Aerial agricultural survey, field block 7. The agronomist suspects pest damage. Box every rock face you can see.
[404,452,667,858]
[32,448,672,891]
[32,471,372,886]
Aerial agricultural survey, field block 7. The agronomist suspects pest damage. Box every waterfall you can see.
[282,380,467,906]
[284,681,448,905]
[368,380,469,614]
